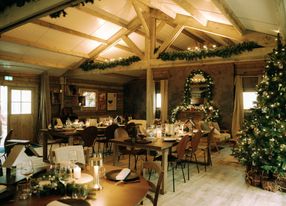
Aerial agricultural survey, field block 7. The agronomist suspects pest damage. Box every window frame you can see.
[79,88,97,111]
[10,89,32,115]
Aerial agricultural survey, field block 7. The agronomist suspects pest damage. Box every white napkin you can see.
[0,185,7,193]
[46,200,70,206]
[115,168,130,181]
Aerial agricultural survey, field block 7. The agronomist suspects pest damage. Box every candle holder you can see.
[90,153,103,190]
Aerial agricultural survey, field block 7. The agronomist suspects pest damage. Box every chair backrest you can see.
[125,122,137,138]
[105,124,119,140]
[176,135,190,160]
[207,128,215,148]
[191,130,202,153]
[143,161,164,206]
[114,127,129,139]
[128,119,147,134]
[80,126,97,147]
[0,130,13,146]
[54,145,85,164]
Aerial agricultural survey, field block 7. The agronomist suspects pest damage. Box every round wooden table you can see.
[2,166,149,206]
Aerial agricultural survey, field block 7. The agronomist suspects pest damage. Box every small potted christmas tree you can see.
[234,33,286,192]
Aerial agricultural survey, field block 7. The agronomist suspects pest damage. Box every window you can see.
[82,91,96,108]
[155,93,161,108]
[243,92,257,110]
[11,89,32,114]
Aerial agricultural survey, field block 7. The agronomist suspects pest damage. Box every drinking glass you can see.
[19,160,34,182]
[58,162,73,199]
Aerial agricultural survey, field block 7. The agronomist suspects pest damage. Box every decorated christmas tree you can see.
[234,33,286,184]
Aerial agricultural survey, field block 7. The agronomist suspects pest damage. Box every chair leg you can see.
[180,162,186,183]
[172,165,175,192]
[203,150,207,172]
[187,159,190,180]
[194,154,200,173]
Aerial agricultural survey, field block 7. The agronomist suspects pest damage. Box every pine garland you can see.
[80,56,141,71]
[49,0,94,18]
[0,0,95,18]
[80,41,262,71]
[159,41,262,61]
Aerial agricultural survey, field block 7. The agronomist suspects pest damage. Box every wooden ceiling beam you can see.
[0,35,89,58]
[156,21,166,33]
[122,35,144,59]
[89,28,128,58]
[76,6,129,28]
[172,0,208,26]
[0,51,66,69]
[222,37,236,46]
[175,14,242,40]
[211,0,245,35]
[132,0,150,37]
[89,18,141,58]
[150,9,205,43]
[32,19,107,43]
[189,30,223,46]
[155,25,184,58]
[102,72,136,79]
[0,0,87,34]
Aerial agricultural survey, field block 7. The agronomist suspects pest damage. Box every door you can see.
[8,87,35,141]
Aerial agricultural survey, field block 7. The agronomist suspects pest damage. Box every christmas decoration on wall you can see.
[183,70,214,106]
[170,102,220,123]
[170,70,219,123]
[234,33,286,190]
[80,41,262,71]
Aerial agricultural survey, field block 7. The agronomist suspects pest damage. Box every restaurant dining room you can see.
[1,0,286,205]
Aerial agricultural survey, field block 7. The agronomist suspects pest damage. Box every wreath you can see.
[183,69,214,106]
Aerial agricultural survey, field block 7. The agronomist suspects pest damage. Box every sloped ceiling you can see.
[0,0,284,84]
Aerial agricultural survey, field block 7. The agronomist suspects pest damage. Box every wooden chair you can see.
[154,135,190,192]
[199,128,215,171]
[186,130,202,178]
[96,124,119,156]
[142,161,164,206]
[0,130,15,163]
[79,126,97,152]
[114,127,146,170]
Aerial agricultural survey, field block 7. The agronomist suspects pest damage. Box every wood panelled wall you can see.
[50,77,124,121]
[124,61,265,130]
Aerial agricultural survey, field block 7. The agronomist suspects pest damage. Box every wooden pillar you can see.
[145,10,156,126]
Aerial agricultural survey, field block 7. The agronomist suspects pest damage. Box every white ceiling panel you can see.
[41,8,105,36]
[91,21,122,40]
[100,47,134,59]
[4,23,48,43]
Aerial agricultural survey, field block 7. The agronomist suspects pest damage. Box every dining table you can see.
[111,137,177,194]
[1,165,149,206]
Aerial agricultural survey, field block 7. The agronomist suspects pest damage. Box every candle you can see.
[74,166,81,179]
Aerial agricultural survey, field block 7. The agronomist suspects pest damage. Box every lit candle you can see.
[156,129,162,138]
[74,166,81,179]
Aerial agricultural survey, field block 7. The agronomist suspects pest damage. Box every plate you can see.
[106,169,139,182]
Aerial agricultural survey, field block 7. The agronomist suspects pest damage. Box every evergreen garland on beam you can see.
[80,56,141,71]
[159,41,262,61]
[80,41,262,71]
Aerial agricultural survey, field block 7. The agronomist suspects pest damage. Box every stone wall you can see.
[124,61,265,131]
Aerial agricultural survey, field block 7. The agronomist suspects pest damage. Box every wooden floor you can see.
[103,144,286,206]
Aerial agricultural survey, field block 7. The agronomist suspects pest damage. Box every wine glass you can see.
[19,160,34,182]
[58,162,73,199]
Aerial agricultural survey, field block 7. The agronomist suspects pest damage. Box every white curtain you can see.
[37,72,52,142]
[231,76,244,138]
[160,80,168,123]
